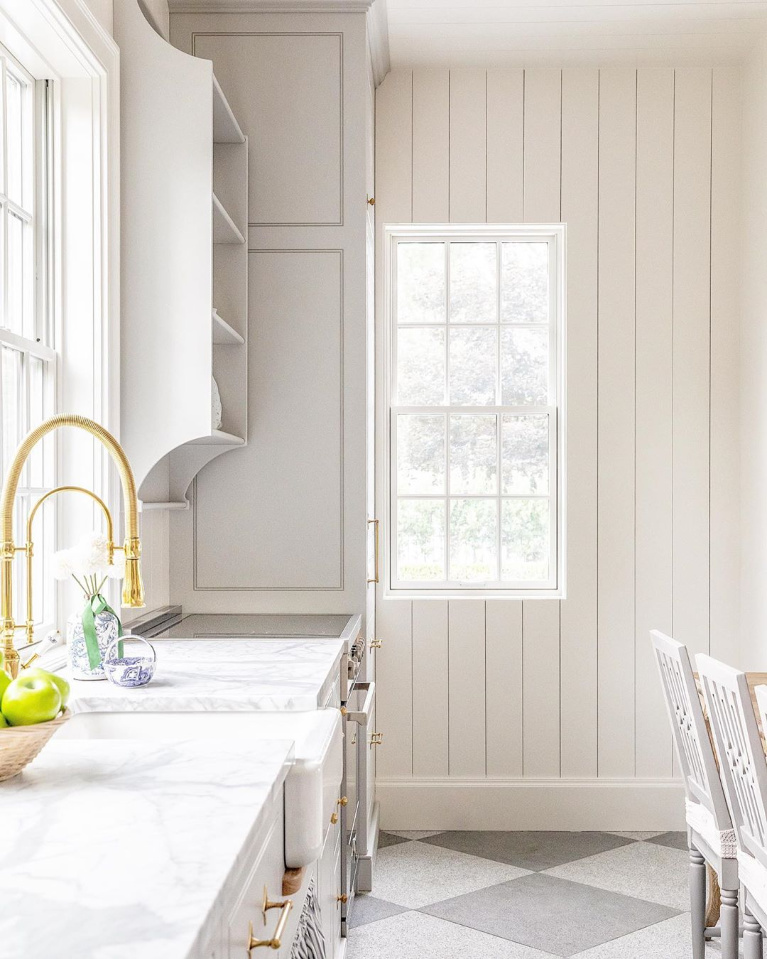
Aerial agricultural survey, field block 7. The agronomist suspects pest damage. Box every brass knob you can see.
[340,706,347,716]
[367,196,375,206]
[337,796,348,807]
[337,893,348,903]
[330,812,339,825]
[369,639,382,650]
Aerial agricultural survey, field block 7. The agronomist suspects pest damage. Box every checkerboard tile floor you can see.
[348,831,732,958]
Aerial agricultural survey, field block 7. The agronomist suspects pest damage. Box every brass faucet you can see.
[0,414,145,678]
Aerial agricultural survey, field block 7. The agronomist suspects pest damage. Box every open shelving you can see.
[117,0,248,511]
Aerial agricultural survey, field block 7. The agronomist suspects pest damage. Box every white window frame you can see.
[383,223,567,599]
[0,0,120,635]
[0,46,57,634]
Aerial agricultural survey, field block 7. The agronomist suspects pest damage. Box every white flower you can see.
[73,531,111,577]
[107,550,126,580]
[51,549,76,581]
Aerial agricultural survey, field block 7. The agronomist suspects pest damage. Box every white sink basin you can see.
[59,708,343,868]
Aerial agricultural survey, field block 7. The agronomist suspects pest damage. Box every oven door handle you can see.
[344,682,375,726]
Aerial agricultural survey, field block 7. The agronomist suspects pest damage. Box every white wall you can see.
[375,66,742,829]
[739,40,767,670]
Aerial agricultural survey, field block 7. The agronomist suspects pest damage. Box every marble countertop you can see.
[0,737,294,959]
[69,638,345,713]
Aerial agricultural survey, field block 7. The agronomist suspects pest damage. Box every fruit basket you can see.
[0,708,71,782]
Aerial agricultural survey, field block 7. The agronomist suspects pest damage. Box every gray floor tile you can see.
[349,895,407,928]
[421,831,633,871]
[544,840,690,911]
[372,839,531,908]
[646,831,689,851]
[421,873,679,958]
[377,831,410,849]
[346,911,558,959]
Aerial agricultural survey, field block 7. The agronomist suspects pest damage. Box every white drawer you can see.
[227,808,289,959]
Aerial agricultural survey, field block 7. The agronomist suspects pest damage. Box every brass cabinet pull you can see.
[367,518,380,584]
[248,888,293,951]
[369,732,384,747]
[367,196,375,206]
[369,638,382,650]
[337,796,348,807]
[337,893,348,903]
[330,812,339,825]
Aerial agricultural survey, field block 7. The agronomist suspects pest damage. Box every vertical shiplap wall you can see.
[375,67,741,817]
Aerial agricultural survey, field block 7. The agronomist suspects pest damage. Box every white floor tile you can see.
[346,911,558,959]
[570,913,728,958]
[543,840,690,911]
[371,840,530,909]
[607,831,666,841]
[386,830,445,840]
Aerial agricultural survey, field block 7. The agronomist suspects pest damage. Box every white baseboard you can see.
[377,779,686,831]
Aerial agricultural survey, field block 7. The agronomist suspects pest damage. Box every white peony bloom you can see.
[51,549,76,581]
[74,531,111,577]
[107,549,126,580]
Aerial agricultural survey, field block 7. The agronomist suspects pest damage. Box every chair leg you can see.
[689,847,706,959]
[744,907,764,959]
[720,887,739,959]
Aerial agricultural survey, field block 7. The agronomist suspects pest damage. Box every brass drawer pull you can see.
[331,812,339,825]
[369,732,383,747]
[367,519,379,584]
[369,638,382,650]
[248,888,293,951]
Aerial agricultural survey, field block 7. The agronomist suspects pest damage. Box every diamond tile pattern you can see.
[348,831,725,959]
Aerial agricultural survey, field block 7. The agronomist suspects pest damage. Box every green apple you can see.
[24,668,70,709]
[0,712,7,728]
[0,669,10,705]
[1,675,61,727]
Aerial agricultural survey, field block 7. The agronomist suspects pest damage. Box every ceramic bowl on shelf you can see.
[102,634,156,688]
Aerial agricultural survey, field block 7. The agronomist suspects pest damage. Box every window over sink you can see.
[384,225,566,597]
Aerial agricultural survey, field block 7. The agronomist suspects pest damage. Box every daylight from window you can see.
[0,47,54,629]
[390,230,562,593]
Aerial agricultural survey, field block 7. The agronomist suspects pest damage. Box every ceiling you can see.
[385,0,767,67]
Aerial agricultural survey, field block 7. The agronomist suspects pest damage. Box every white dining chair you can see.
[698,653,767,959]
[651,632,739,959]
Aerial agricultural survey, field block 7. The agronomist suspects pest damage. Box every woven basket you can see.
[0,708,71,782]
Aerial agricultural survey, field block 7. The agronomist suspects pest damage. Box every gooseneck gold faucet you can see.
[0,414,145,678]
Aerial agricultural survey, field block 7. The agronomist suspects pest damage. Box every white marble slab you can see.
[0,737,293,959]
[69,638,344,713]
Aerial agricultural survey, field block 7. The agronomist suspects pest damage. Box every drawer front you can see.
[227,812,288,959]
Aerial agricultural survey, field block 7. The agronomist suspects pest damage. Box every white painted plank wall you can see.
[375,67,741,809]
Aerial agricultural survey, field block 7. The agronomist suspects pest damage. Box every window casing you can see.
[385,225,566,597]
[0,45,55,633]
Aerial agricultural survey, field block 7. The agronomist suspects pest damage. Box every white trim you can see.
[377,779,686,831]
[168,0,374,10]
[383,223,567,599]
[366,0,389,87]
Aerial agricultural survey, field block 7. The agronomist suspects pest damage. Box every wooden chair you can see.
[651,632,739,959]
[697,653,766,959]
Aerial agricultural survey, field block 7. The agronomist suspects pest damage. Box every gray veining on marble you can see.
[69,638,344,713]
[0,738,293,959]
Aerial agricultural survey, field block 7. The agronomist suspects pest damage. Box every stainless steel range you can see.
[135,608,377,934]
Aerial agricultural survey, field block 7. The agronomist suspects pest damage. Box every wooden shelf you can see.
[213,75,245,144]
[212,308,245,345]
[213,193,245,245]
[188,429,245,447]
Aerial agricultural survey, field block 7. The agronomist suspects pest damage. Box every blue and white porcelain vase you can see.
[67,606,119,681]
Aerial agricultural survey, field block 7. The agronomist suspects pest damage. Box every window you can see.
[0,45,55,632]
[386,225,565,595]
